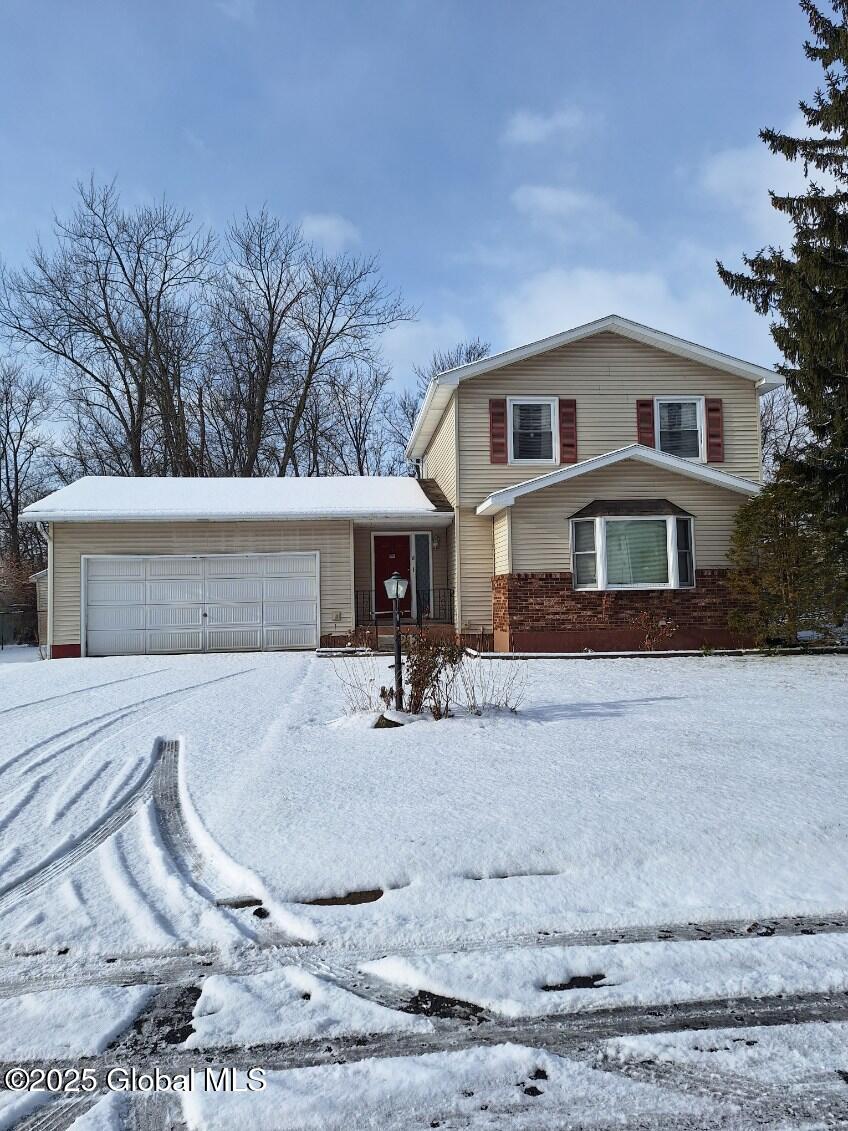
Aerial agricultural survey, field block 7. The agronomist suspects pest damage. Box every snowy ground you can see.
[0,650,845,1127]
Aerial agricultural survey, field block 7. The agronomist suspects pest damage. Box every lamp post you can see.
[383,570,409,711]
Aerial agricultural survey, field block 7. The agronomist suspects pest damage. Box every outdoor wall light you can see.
[383,572,409,601]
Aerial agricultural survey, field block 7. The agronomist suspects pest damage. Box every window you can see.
[572,520,597,587]
[508,398,558,463]
[655,397,704,460]
[571,515,695,590]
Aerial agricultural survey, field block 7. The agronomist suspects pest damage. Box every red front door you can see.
[374,534,412,615]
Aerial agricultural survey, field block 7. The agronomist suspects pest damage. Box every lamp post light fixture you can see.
[383,570,409,710]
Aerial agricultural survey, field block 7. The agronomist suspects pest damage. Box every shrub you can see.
[454,655,527,715]
[633,610,678,651]
[728,480,848,645]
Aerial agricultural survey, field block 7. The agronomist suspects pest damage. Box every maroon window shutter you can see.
[559,398,577,463]
[705,397,724,462]
[489,398,508,464]
[636,399,655,447]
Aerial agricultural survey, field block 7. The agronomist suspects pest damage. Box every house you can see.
[22,315,781,658]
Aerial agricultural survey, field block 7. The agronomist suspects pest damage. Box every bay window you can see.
[571,514,695,590]
[654,397,705,460]
[508,397,558,463]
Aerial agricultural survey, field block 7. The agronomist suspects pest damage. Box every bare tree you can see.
[760,387,810,479]
[206,211,304,475]
[324,362,399,474]
[386,337,490,472]
[270,250,412,477]
[0,179,214,476]
[0,361,52,565]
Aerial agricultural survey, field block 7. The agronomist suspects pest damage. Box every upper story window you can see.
[654,397,705,461]
[571,513,695,591]
[508,397,558,464]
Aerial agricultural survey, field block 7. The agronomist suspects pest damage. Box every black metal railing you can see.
[355,588,454,628]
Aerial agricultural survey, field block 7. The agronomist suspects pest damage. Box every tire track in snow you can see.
[0,668,169,719]
[2,667,256,780]
[0,668,255,913]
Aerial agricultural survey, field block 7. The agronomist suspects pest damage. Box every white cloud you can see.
[494,264,775,366]
[502,105,589,146]
[300,212,361,254]
[215,0,256,23]
[698,115,835,247]
[382,314,470,388]
[511,184,637,244]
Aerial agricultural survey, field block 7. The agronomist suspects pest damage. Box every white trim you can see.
[506,396,559,465]
[653,395,706,463]
[370,531,434,620]
[406,313,784,458]
[476,443,761,516]
[571,514,695,592]
[80,550,321,656]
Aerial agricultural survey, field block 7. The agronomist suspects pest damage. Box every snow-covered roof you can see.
[21,476,446,523]
[476,444,761,516]
[406,314,784,459]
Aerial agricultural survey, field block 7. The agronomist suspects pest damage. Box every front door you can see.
[373,534,412,616]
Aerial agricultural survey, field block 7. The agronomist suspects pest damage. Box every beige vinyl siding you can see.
[457,508,495,631]
[493,510,511,575]
[458,332,762,507]
[421,395,458,506]
[52,519,354,646]
[509,461,746,573]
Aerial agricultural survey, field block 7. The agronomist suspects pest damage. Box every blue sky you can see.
[0,1,816,386]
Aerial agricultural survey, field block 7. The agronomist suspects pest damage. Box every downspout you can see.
[39,522,54,659]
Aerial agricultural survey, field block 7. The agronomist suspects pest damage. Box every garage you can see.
[83,552,319,656]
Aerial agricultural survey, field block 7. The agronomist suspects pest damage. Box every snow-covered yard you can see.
[1,650,846,1128]
[0,651,845,956]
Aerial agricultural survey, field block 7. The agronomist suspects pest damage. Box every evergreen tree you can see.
[718,0,848,524]
[728,480,848,644]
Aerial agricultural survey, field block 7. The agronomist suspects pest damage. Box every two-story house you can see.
[23,316,780,658]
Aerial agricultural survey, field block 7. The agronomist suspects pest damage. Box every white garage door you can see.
[84,552,319,656]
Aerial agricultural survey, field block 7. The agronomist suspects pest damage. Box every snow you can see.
[187,967,430,1048]
[21,474,439,521]
[604,1020,848,1087]
[0,652,845,957]
[363,931,848,1017]
[0,985,150,1058]
[180,1043,716,1130]
[0,645,40,666]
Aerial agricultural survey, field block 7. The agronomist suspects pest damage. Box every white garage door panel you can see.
[264,601,317,626]
[147,605,204,629]
[87,605,146,631]
[207,627,262,651]
[148,580,204,603]
[88,629,146,655]
[265,577,316,600]
[85,552,319,656]
[148,629,203,653]
[87,580,146,604]
[207,605,262,626]
[147,557,203,579]
[206,578,262,603]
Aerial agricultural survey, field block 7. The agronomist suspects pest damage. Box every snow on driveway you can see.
[0,651,845,957]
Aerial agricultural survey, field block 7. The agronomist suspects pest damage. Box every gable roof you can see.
[21,475,448,524]
[475,444,761,516]
[406,314,783,459]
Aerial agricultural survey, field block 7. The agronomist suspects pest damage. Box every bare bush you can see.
[454,656,527,715]
[330,653,386,714]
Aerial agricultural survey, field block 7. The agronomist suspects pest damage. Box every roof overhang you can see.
[475,444,761,516]
[21,509,451,525]
[406,314,784,460]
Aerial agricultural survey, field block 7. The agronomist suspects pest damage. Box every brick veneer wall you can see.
[492,570,751,651]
